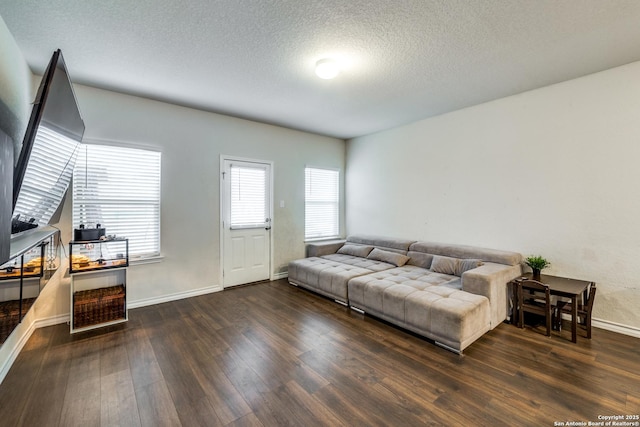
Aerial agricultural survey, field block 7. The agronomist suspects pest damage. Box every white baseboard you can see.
[593,318,640,339]
[128,284,222,309]
[35,313,70,328]
[557,313,640,339]
[271,272,288,280]
[0,320,36,385]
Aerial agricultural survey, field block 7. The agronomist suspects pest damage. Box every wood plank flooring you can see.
[0,279,638,426]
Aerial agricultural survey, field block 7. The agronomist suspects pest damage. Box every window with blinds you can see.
[73,144,161,258]
[229,163,268,228]
[13,125,80,226]
[305,167,339,240]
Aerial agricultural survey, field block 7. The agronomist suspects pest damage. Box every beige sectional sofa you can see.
[288,235,523,353]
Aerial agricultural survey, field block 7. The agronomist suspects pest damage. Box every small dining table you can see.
[510,272,594,343]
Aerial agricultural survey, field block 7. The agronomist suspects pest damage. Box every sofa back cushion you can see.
[410,241,522,266]
[367,248,411,267]
[431,255,459,275]
[456,258,484,276]
[337,244,374,258]
[431,255,484,276]
[406,251,434,269]
[347,235,415,253]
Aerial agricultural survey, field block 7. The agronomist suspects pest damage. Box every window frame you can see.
[304,166,340,241]
[72,140,162,260]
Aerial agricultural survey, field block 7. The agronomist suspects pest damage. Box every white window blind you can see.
[305,167,339,239]
[230,163,268,228]
[73,145,161,258]
[13,125,80,226]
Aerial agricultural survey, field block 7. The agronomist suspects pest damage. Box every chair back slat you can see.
[518,279,553,336]
[557,282,596,339]
[520,279,549,293]
[585,284,597,311]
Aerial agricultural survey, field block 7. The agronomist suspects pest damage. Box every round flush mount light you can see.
[315,58,340,79]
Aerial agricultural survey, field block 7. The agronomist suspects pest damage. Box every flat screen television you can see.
[0,130,12,264]
[11,49,85,236]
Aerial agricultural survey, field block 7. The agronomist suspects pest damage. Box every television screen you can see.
[11,49,85,234]
[0,130,12,264]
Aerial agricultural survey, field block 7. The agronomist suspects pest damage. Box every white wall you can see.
[35,84,345,318]
[0,14,31,157]
[347,60,640,330]
[0,15,35,380]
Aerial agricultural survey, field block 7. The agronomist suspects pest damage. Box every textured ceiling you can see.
[2,1,640,139]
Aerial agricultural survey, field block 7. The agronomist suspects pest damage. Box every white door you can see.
[222,158,271,288]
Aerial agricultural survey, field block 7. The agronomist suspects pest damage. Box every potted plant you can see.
[525,255,550,280]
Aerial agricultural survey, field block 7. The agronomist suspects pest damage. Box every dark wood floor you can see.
[0,279,638,426]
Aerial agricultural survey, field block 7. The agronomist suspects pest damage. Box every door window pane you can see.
[230,164,267,228]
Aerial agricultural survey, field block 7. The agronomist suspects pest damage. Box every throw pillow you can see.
[456,259,484,276]
[337,244,374,258]
[430,255,459,275]
[407,251,434,269]
[367,248,410,267]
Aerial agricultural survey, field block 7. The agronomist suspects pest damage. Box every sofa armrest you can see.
[462,262,522,328]
[306,240,346,257]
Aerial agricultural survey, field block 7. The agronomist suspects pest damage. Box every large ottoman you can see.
[348,265,491,353]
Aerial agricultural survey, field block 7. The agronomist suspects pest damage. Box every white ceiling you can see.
[2,1,640,139]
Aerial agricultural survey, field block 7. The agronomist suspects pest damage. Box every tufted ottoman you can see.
[288,254,395,303]
[347,265,491,353]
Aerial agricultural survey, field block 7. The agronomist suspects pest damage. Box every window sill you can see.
[130,255,164,266]
[304,237,344,243]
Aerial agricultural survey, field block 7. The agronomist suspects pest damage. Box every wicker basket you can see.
[73,285,125,329]
[0,298,36,344]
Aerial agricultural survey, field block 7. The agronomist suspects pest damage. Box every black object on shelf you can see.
[74,224,106,242]
[11,216,39,234]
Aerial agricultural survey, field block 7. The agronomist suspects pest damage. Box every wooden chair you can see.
[556,284,597,339]
[518,279,553,336]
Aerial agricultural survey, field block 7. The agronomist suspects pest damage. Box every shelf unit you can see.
[1,227,60,344]
[69,238,128,333]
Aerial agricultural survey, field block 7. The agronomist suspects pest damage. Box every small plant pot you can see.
[532,269,541,280]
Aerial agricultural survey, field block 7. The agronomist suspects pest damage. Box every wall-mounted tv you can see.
[0,130,12,264]
[11,49,85,235]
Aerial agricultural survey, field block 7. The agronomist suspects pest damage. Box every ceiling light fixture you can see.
[315,58,340,79]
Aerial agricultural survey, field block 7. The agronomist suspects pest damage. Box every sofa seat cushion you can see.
[347,265,491,352]
[350,265,461,288]
[347,266,460,305]
[288,256,394,302]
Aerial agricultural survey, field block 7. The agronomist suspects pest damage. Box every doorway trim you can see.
[219,155,275,288]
